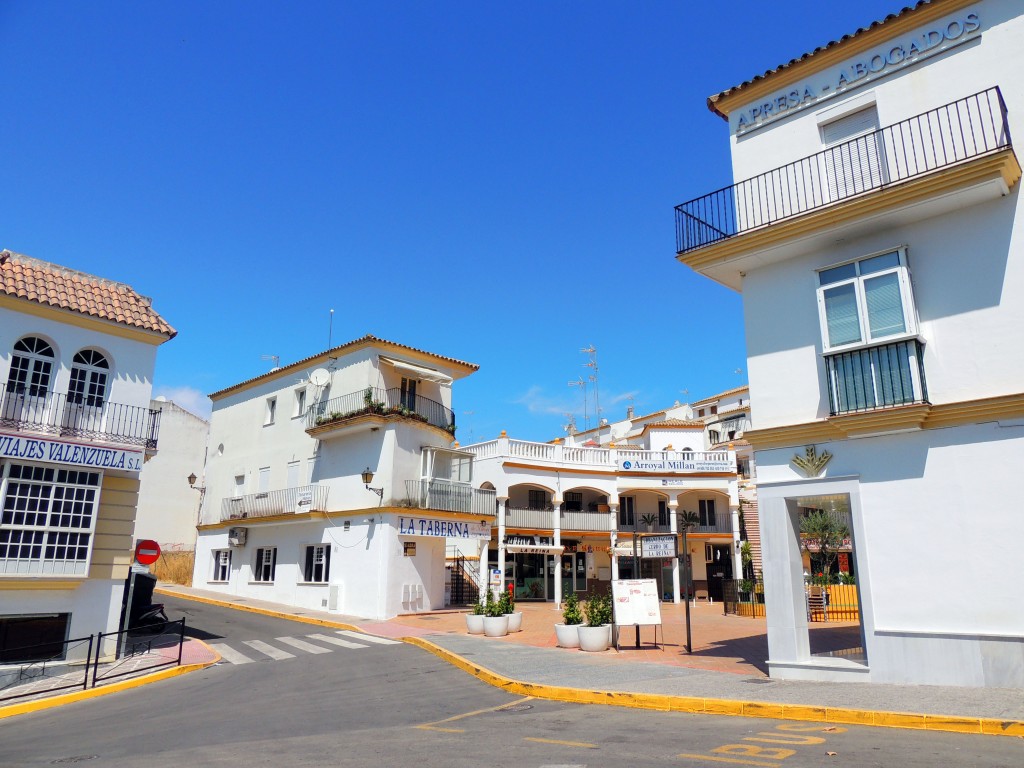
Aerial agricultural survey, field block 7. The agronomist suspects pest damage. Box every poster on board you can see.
[611,579,662,627]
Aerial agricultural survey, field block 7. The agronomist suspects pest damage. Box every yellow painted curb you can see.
[155,587,366,634]
[0,639,222,721]
[401,637,1024,738]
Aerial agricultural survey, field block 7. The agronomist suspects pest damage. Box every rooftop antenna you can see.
[328,309,335,349]
[462,411,475,444]
[260,354,280,370]
[563,413,577,436]
[581,345,601,425]
[568,376,588,431]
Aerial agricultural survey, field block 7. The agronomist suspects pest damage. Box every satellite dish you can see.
[309,368,330,388]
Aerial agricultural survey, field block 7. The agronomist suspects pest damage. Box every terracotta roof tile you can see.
[1,250,176,338]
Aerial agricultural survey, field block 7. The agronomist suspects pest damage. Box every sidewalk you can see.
[154,584,1024,737]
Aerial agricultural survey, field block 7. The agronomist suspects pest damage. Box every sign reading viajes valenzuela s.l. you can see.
[0,431,145,473]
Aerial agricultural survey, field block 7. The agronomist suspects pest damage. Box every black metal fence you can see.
[0,619,185,704]
[0,383,162,449]
[721,578,860,623]
[675,87,1012,254]
[306,387,455,433]
[825,338,928,415]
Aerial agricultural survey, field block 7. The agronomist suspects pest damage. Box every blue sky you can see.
[1,0,902,442]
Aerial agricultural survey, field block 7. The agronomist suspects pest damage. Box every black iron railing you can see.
[825,338,928,416]
[306,387,455,434]
[221,483,329,521]
[404,479,496,517]
[0,383,161,449]
[675,87,1012,254]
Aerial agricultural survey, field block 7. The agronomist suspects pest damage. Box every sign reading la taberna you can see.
[398,516,491,540]
[619,457,734,473]
[0,432,144,473]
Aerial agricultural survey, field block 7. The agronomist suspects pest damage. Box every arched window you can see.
[68,350,109,408]
[6,337,55,397]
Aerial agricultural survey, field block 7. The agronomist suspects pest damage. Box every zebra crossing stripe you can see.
[209,642,254,665]
[276,636,332,654]
[306,633,368,649]
[338,630,402,645]
[244,639,296,660]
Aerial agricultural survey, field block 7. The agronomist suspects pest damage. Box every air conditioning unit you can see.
[228,527,248,547]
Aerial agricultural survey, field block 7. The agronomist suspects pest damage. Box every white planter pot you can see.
[554,622,581,648]
[505,611,522,633]
[577,624,612,652]
[482,614,509,637]
[465,613,485,634]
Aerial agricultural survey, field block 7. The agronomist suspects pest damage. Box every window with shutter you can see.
[821,106,886,201]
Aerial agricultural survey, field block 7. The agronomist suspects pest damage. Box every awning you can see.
[379,356,452,384]
[504,544,565,555]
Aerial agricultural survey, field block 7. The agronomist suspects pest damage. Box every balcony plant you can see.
[498,587,522,633]
[578,589,614,652]
[465,598,485,635]
[554,591,582,648]
[640,513,657,532]
[481,589,509,637]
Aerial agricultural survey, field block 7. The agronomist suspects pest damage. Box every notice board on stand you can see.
[611,579,662,627]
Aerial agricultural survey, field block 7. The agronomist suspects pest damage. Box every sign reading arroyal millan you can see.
[619,456,734,473]
[0,432,145,473]
[398,516,491,540]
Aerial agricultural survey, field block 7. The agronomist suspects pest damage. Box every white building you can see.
[192,335,492,620]
[677,0,1023,686]
[0,250,175,660]
[464,391,743,606]
[135,398,210,551]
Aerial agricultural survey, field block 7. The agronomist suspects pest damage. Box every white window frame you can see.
[816,247,918,353]
[302,543,330,584]
[253,546,277,583]
[211,549,231,582]
[698,498,716,528]
[293,388,307,418]
[0,462,102,576]
[264,397,277,426]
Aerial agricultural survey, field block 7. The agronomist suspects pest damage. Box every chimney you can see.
[626,406,634,420]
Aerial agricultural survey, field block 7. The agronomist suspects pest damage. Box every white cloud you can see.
[512,385,574,415]
[152,385,213,420]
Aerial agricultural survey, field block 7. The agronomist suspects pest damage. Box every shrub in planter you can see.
[555,592,582,648]
[465,599,485,634]
[578,590,613,652]
[498,588,522,633]
[482,589,509,637]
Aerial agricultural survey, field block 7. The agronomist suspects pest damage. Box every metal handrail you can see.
[221,483,329,521]
[403,479,496,517]
[306,387,455,433]
[675,87,1012,253]
[0,382,161,449]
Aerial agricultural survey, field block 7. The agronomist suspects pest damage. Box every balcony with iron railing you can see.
[306,387,455,437]
[675,88,1018,259]
[221,484,329,522]
[0,383,162,450]
[403,480,496,517]
[825,338,928,416]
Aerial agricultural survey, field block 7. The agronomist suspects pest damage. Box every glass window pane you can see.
[864,272,906,338]
[823,283,862,346]
[818,262,857,286]
[859,251,900,275]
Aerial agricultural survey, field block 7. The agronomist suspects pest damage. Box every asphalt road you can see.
[1,597,1019,767]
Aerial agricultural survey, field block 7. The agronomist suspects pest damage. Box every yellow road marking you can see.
[413,696,535,731]
[524,737,597,749]
[677,754,778,767]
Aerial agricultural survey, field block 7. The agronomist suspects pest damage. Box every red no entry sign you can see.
[135,539,161,565]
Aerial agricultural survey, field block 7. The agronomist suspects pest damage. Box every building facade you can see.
[464,391,745,606]
[677,0,1023,685]
[192,335,492,621]
[135,398,210,551]
[0,250,174,660]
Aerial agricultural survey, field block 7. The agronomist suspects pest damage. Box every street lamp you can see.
[678,510,699,654]
[361,468,384,503]
[186,473,207,525]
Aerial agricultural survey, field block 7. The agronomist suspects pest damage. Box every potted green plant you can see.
[739,578,755,602]
[465,598,485,634]
[640,512,657,532]
[481,589,509,637]
[577,589,613,652]
[555,591,582,648]
[498,588,521,632]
